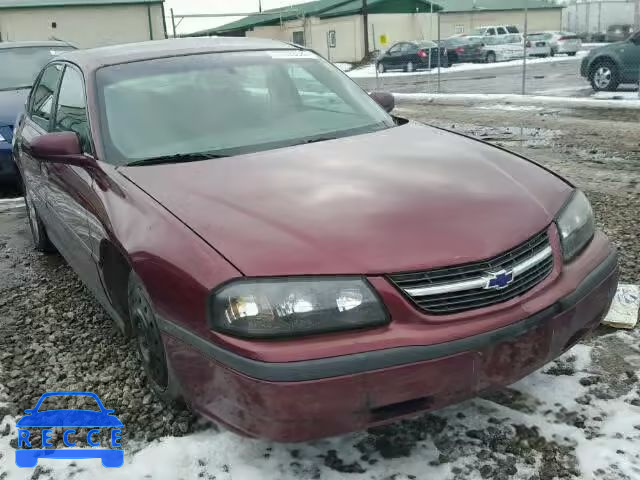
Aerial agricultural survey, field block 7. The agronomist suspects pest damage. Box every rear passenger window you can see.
[54,67,92,154]
[506,26,519,33]
[487,28,497,36]
[497,27,507,35]
[30,64,63,130]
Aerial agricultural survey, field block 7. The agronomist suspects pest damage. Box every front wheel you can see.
[376,62,385,74]
[550,48,556,57]
[128,272,181,404]
[24,182,54,253]
[405,61,415,73]
[590,61,620,91]
[568,51,577,57]
[486,52,496,63]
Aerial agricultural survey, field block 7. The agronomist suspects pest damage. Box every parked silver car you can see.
[481,35,523,63]
[525,33,552,57]
[536,32,581,56]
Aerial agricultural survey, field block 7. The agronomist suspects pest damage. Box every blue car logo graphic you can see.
[15,391,124,468]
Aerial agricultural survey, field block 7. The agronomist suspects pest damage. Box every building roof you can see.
[55,37,297,70]
[440,0,561,13]
[0,0,161,9]
[186,0,441,37]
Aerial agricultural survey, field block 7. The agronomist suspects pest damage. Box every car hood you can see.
[0,89,29,126]
[121,123,572,277]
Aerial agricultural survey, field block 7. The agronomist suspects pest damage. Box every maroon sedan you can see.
[14,38,618,442]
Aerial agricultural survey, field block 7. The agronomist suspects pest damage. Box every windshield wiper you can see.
[125,152,227,167]
[299,137,338,145]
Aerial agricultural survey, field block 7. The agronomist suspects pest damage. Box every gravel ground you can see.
[0,104,639,480]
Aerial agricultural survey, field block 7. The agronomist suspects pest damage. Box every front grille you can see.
[388,229,554,315]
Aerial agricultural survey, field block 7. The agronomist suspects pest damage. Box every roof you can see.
[440,0,561,13]
[186,0,441,37]
[55,37,297,70]
[0,0,161,9]
[0,40,76,49]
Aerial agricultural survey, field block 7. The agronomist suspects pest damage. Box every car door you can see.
[383,43,404,69]
[42,64,105,296]
[402,43,420,67]
[16,64,64,220]
[618,31,640,82]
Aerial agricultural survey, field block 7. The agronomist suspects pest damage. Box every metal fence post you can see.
[522,0,528,96]
[437,11,441,94]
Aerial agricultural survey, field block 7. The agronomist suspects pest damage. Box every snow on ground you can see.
[392,92,640,110]
[476,104,545,112]
[345,52,587,79]
[0,198,24,213]
[334,62,353,73]
[591,91,640,101]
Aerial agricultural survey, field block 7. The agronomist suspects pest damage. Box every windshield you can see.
[0,46,74,91]
[471,28,488,36]
[96,50,394,165]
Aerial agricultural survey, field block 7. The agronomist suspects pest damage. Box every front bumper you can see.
[162,237,618,442]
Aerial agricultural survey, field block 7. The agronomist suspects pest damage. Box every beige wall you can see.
[439,10,563,39]
[0,3,166,47]
[247,13,439,63]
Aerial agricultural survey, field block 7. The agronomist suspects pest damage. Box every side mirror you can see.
[30,132,94,167]
[370,91,395,113]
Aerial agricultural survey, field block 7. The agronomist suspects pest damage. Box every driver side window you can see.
[29,64,63,131]
[388,44,402,54]
[53,66,93,154]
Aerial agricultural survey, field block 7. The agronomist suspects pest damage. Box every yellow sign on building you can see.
[379,34,388,46]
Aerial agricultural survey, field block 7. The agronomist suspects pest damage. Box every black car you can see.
[376,41,449,73]
[0,41,76,187]
[439,37,485,64]
[580,30,640,91]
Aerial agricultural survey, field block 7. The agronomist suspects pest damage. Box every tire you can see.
[376,62,385,74]
[128,272,182,404]
[23,180,55,253]
[590,60,620,91]
[486,52,496,63]
[550,48,556,57]
[405,61,415,73]
[568,52,577,57]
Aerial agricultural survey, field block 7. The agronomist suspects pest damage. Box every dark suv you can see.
[581,30,640,91]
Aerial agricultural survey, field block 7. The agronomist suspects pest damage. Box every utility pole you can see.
[170,8,177,38]
[259,0,262,13]
[363,0,370,58]
[635,0,640,33]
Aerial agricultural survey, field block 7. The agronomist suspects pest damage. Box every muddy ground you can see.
[0,104,639,480]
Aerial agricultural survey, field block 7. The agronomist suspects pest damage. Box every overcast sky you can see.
[164,0,309,35]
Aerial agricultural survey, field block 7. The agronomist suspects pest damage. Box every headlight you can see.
[556,190,595,262]
[209,277,389,339]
